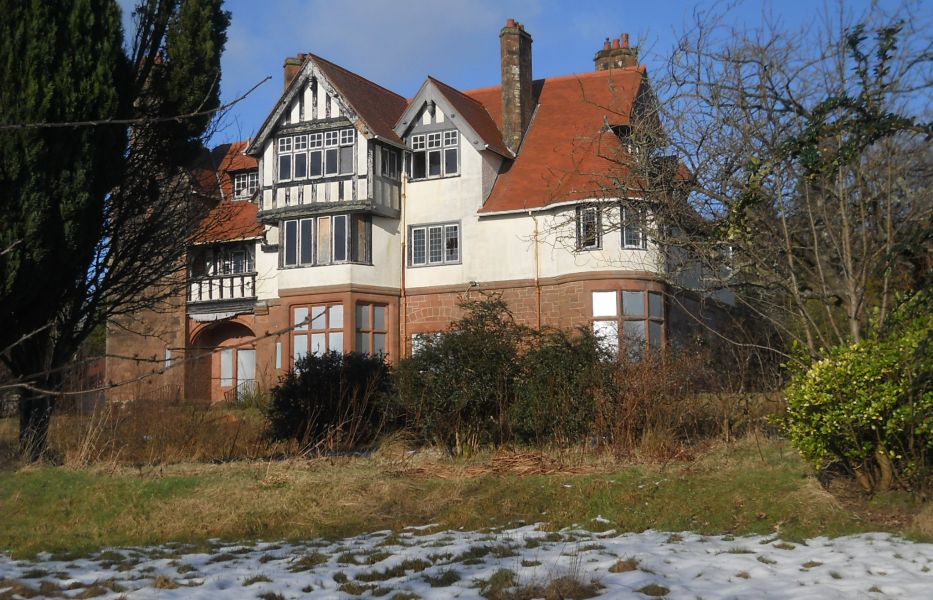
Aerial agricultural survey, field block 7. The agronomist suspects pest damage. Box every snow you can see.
[1,526,931,598]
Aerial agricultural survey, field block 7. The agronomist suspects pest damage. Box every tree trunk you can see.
[19,389,54,462]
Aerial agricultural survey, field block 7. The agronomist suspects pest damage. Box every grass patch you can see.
[288,552,328,572]
[243,575,272,586]
[423,569,460,587]
[609,558,639,572]
[356,558,432,582]
[636,583,670,597]
[0,436,926,557]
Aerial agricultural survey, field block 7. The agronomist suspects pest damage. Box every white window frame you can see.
[409,129,459,180]
[577,205,601,250]
[233,170,258,199]
[277,128,355,183]
[622,205,648,250]
[409,222,461,267]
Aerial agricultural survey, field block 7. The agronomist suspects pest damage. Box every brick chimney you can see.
[500,19,533,154]
[594,33,638,70]
[284,53,306,90]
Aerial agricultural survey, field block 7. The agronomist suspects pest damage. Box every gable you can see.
[247,55,407,155]
[395,77,511,157]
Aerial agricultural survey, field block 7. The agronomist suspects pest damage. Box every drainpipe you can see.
[400,171,408,357]
[530,211,541,329]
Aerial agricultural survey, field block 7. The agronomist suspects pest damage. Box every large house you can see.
[107,21,722,403]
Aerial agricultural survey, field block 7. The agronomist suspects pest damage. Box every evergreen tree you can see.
[0,0,230,460]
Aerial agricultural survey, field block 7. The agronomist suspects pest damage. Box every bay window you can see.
[282,214,371,267]
[356,303,388,356]
[277,127,355,182]
[293,303,344,364]
[591,290,665,359]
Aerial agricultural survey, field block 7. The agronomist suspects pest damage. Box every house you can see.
[107,21,722,404]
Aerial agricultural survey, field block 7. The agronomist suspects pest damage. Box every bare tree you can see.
[553,2,932,362]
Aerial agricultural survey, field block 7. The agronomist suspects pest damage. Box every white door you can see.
[237,349,256,386]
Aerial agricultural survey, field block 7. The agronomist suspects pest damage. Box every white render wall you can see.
[255,215,402,298]
[403,139,665,289]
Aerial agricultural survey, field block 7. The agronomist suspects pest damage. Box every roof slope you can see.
[310,54,408,144]
[427,77,511,157]
[193,200,262,244]
[189,142,263,244]
[466,67,646,213]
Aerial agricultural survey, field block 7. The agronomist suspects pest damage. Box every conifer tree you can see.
[0,0,230,460]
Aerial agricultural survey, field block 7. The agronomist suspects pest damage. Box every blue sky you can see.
[119,0,923,146]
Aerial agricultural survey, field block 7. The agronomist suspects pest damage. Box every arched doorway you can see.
[188,320,256,403]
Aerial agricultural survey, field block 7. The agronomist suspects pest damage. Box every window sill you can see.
[280,261,373,269]
[406,261,461,268]
[409,173,461,182]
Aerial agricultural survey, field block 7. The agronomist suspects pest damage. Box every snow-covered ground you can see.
[1,524,931,598]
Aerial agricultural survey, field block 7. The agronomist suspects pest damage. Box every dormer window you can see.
[233,170,258,199]
[410,130,459,180]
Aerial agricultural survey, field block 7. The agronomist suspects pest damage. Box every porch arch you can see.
[187,320,257,403]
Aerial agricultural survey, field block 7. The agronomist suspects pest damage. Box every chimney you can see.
[284,53,306,90]
[500,19,533,154]
[594,33,639,71]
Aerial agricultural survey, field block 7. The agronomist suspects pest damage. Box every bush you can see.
[266,351,393,450]
[511,328,607,445]
[785,293,932,492]
[395,296,525,455]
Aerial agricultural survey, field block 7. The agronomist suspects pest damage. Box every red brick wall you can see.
[403,274,667,352]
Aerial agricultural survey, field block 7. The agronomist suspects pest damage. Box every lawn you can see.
[1,434,929,559]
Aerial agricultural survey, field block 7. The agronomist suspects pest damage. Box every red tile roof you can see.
[193,200,263,244]
[189,142,263,244]
[466,67,646,213]
[427,76,511,157]
[311,54,409,145]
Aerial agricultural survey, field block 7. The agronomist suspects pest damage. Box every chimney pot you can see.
[621,33,629,48]
[612,38,620,49]
[506,18,516,27]
[603,38,611,50]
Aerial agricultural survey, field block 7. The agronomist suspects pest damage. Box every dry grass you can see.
[0,402,281,467]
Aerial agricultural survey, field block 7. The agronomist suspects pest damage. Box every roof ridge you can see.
[308,53,406,102]
[427,76,488,108]
[463,65,645,95]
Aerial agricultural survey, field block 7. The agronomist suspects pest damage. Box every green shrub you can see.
[265,351,394,450]
[785,293,932,492]
[511,327,607,445]
[395,296,525,455]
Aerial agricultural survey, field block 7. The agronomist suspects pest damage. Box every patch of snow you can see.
[0,526,930,598]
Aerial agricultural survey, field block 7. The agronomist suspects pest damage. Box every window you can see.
[410,130,459,179]
[380,147,400,180]
[591,290,664,360]
[577,205,601,250]
[623,205,648,249]
[277,128,355,182]
[233,171,258,198]
[356,303,388,355]
[292,303,344,365]
[282,214,371,267]
[409,222,460,266]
